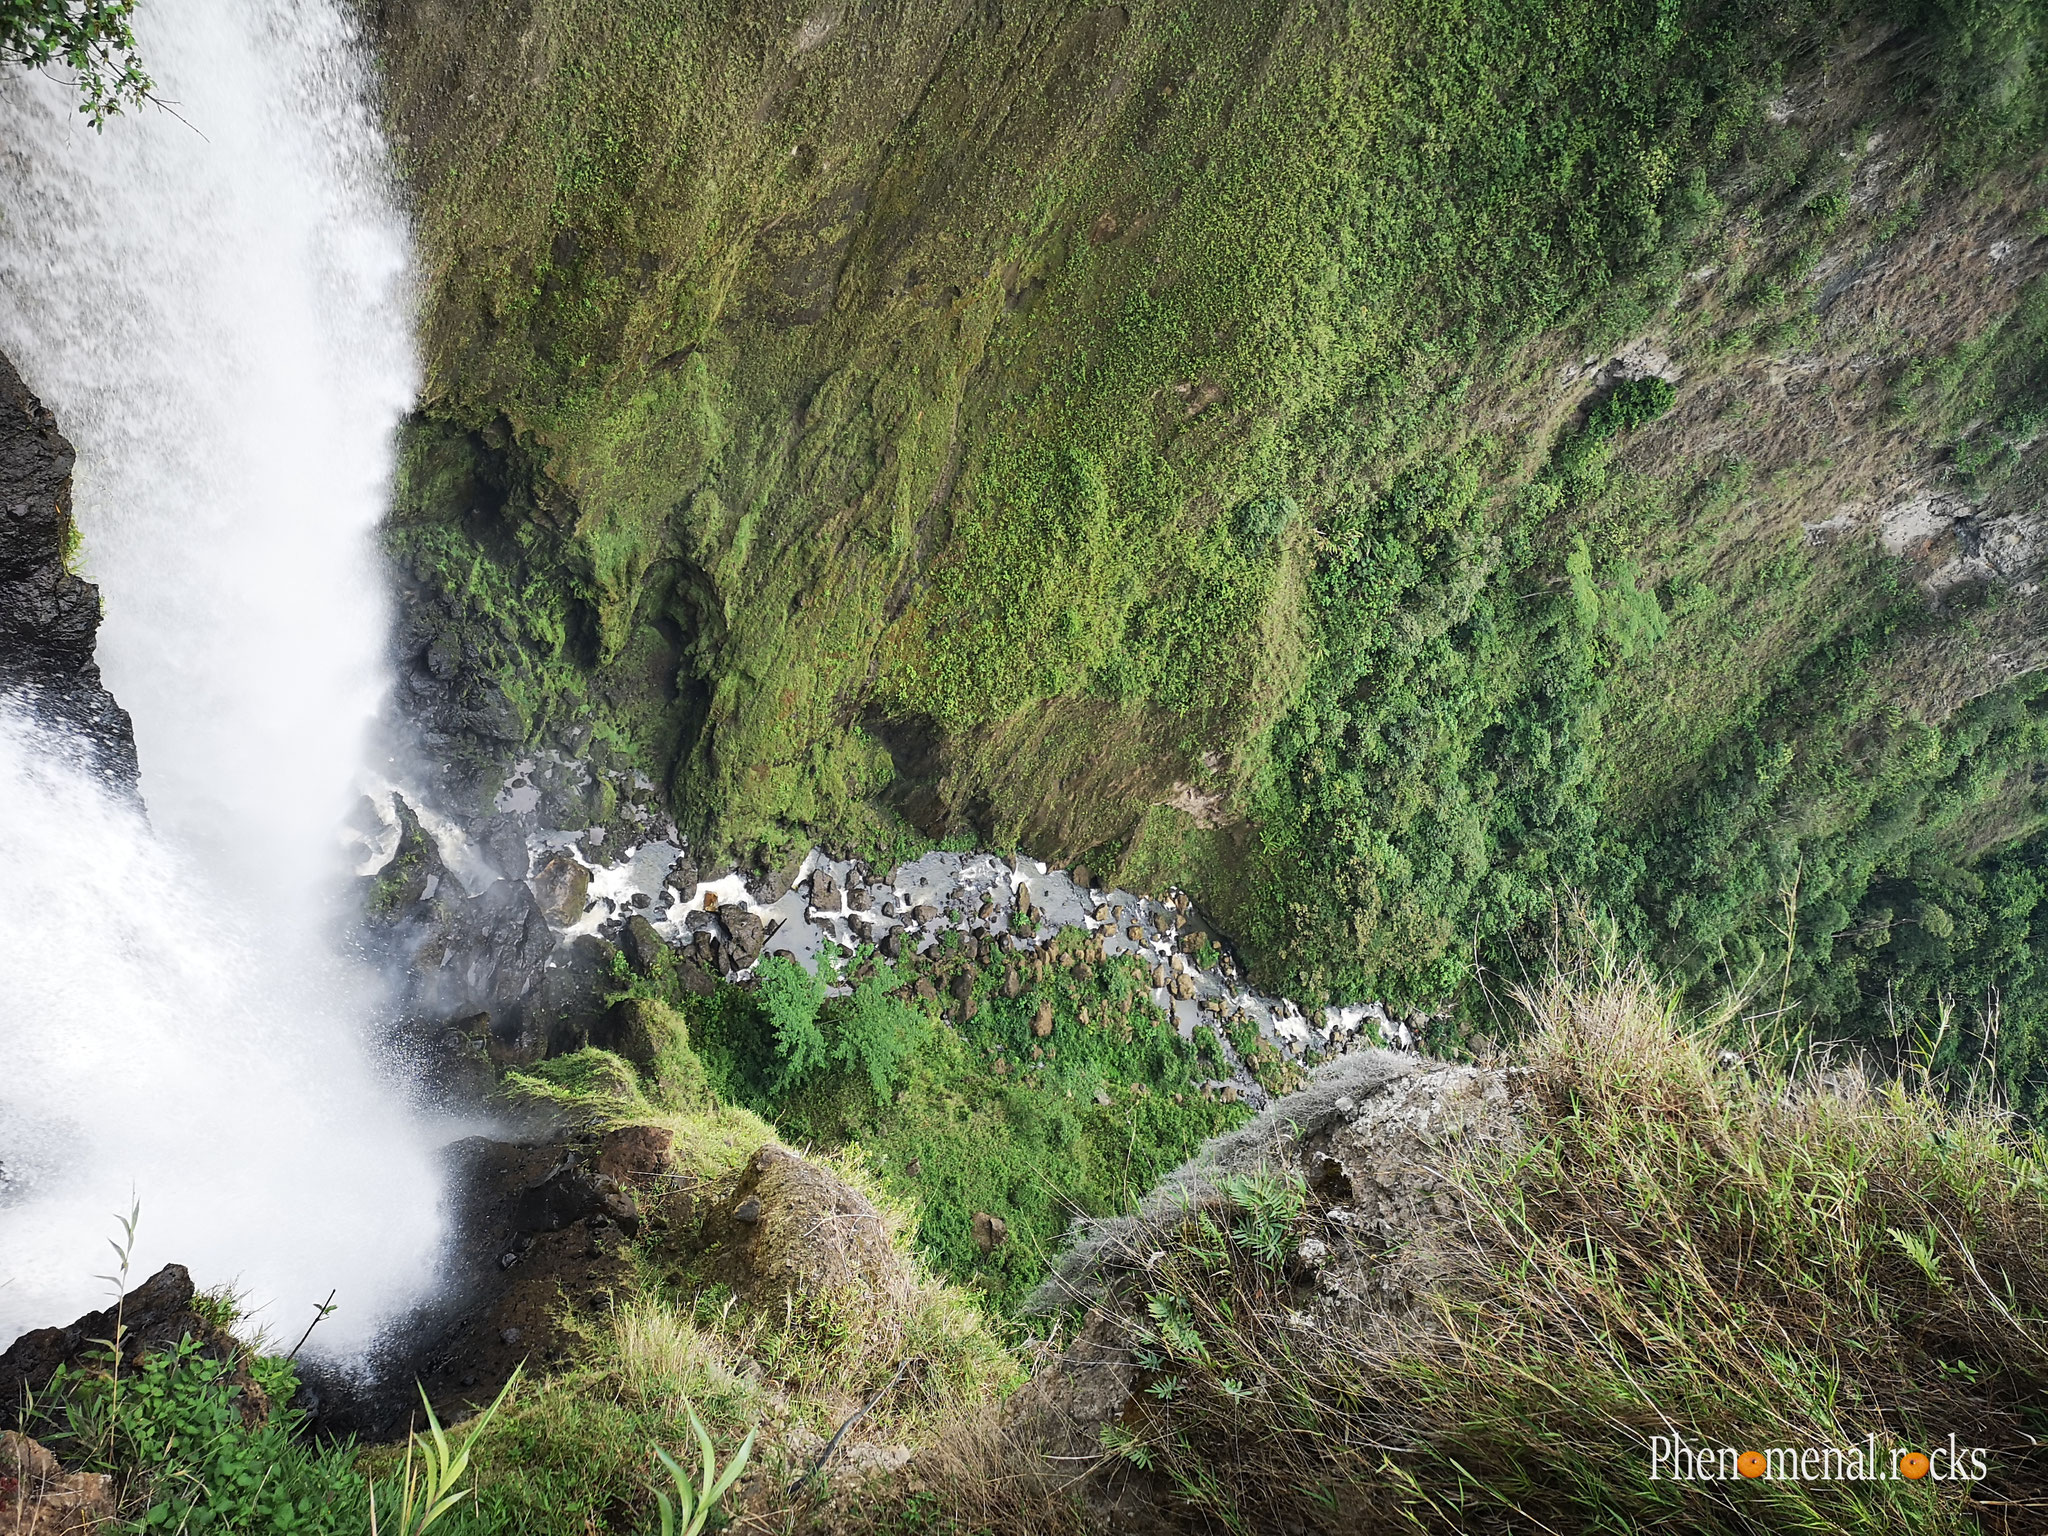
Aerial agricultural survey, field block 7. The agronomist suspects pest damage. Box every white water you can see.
[0,0,445,1353]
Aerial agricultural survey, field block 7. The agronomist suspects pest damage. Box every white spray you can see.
[0,0,445,1353]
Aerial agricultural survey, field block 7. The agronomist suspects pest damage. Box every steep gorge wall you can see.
[373,0,2048,1094]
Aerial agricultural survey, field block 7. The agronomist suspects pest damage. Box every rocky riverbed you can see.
[355,745,1422,1116]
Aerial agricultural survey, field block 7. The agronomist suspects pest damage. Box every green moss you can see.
[384,0,2048,1103]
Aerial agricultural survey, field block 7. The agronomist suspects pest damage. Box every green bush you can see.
[31,1339,367,1535]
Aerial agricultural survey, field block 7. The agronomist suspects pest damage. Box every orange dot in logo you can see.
[1737,1451,1766,1479]
[1899,1452,1931,1480]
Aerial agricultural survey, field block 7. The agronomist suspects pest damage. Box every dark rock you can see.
[720,907,765,965]
[510,1154,630,1235]
[808,869,840,910]
[732,1196,762,1224]
[400,878,555,1061]
[744,862,791,905]
[663,850,700,902]
[621,913,668,976]
[911,903,939,925]
[0,1264,263,1432]
[0,350,137,790]
[673,957,717,996]
[880,930,904,960]
[846,882,873,912]
[362,795,445,923]
[1073,864,1094,891]
[477,813,533,882]
[521,934,617,1056]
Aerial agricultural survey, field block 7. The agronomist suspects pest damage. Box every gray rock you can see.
[663,850,700,902]
[721,907,766,965]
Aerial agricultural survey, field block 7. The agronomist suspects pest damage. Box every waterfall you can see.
[0,0,445,1354]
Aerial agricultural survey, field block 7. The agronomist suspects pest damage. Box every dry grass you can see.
[841,947,2048,1534]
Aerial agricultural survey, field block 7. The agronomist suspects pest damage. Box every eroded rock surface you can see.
[0,350,136,789]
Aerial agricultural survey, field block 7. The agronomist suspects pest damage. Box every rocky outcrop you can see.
[0,350,136,789]
[0,1264,264,1434]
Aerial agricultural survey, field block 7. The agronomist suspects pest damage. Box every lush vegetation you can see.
[604,935,1247,1312]
[847,948,2048,1534]
[379,0,2048,1109]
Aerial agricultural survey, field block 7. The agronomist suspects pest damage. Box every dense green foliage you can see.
[620,938,1245,1311]
[382,0,2048,1103]
[0,0,148,124]
[30,1341,366,1534]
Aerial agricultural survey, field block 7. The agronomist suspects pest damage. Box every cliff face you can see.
[0,350,137,789]
[375,2,2048,1096]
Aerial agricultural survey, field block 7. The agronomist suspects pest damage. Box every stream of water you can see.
[0,0,445,1355]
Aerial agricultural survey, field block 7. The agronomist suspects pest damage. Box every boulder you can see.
[697,1146,913,1309]
[846,882,873,912]
[0,350,138,790]
[972,1211,1010,1252]
[720,907,765,965]
[1032,999,1055,1038]
[662,851,699,902]
[622,913,668,977]
[808,869,840,910]
[596,1125,675,1182]
[532,855,591,926]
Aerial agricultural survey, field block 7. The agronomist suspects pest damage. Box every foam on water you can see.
[0,0,445,1353]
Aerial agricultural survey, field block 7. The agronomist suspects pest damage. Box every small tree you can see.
[0,0,151,126]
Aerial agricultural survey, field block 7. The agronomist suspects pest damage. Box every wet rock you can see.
[517,934,617,1058]
[663,850,699,902]
[0,1264,264,1433]
[477,812,533,882]
[720,907,765,965]
[880,930,904,960]
[808,869,840,909]
[911,903,939,925]
[622,913,668,976]
[403,877,555,1061]
[0,350,138,791]
[846,882,873,912]
[511,1154,636,1237]
[745,860,793,904]
[532,855,591,926]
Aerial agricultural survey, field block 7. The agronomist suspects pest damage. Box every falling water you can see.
[0,0,445,1352]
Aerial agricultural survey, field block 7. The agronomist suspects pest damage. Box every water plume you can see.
[0,0,446,1355]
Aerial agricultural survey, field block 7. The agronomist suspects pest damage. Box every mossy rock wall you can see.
[378,0,2048,1097]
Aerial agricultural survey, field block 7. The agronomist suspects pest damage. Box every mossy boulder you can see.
[605,997,709,1108]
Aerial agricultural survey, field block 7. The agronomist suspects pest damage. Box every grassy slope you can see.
[379,0,2048,1091]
